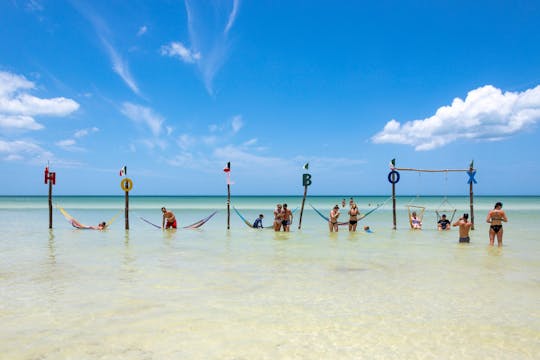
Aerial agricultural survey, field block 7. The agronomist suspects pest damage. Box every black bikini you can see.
[490,225,502,233]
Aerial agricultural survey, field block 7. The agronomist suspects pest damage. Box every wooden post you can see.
[48,178,53,229]
[392,175,397,230]
[227,183,231,230]
[298,185,308,230]
[224,162,231,230]
[125,189,129,230]
[469,162,475,230]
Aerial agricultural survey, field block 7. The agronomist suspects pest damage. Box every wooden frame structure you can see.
[388,160,476,230]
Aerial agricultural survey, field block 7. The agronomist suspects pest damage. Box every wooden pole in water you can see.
[298,185,308,230]
[227,183,231,230]
[224,162,231,230]
[392,173,397,230]
[125,189,129,230]
[48,176,53,229]
[469,161,475,230]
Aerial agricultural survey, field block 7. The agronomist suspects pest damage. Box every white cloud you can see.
[225,0,240,35]
[163,0,239,95]
[243,138,257,146]
[121,102,164,137]
[0,71,79,131]
[160,42,201,63]
[74,127,99,138]
[231,115,243,133]
[73,2,140,95]
[0,139,53,162]
[137,25,147,36]
[177,133,196,150]
[0,114,44,130]
[372,85,540,151]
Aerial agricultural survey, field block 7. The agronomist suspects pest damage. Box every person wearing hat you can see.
[329,205,341,232]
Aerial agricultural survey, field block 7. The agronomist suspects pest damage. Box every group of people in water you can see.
[409,201,508,246]
[101,201,508,246]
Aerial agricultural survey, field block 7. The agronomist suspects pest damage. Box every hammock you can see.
[233,206,298,229]
[407,205,425,229]
[139,211,217,229]
[233,206,272,229]
[310,199,388,226]
[435,198,457,222]
[58,205,121,230]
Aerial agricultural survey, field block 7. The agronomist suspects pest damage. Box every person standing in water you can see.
[348,203,360,232]
[281,203,293,232]
[453,213,472,243]
[161,207,177,229]
[486,201,508,247]
[273,204,282,231]
[329,205,340,232]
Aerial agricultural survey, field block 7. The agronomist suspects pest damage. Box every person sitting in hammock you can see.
[97,221,107,230]
[253,214,264,229]
[410,211,422,229]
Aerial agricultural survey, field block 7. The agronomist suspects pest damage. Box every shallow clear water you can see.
[1,196,539,359]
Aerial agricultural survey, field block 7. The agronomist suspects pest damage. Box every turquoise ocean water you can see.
[1,195,539,359]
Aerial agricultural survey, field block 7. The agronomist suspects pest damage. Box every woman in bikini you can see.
[486,201,508,247]
[329,205,340,232]
[348,203,360,232]
[273,204,283,231]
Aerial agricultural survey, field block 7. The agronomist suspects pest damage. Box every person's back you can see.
[453,213,472,243]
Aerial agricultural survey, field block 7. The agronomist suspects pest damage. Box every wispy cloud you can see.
[72,1,140,95]
[0,139,53,162]
[137,25,147,36]
[224,0,240,35]
[161,42,201,63]
[74,126,99,138]
[231,115,243,133]
[372,85,540,151]
[161,0,240,95]
[0,71,79,131]
[121,102,164,137]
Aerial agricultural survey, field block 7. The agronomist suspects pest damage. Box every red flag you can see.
[223,162,230,173]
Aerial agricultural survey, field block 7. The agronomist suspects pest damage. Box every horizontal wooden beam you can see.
[394,167,473,173]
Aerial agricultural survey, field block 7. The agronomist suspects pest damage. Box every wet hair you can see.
[463,213,469,220]
[259,214,264,218]
[283,203,288,208]
[161,207,166,211]
[495,202,503,209]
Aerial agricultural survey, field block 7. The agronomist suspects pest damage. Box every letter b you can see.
[302,173,312,187]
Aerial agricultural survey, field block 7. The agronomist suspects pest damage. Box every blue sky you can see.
[1,0,539,196]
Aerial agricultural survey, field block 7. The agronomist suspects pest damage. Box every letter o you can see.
[388,170,400,184]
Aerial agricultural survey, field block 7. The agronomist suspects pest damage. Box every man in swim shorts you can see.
[161,207,177,229]
[281,203,293,232]
[453,213,472,243]
[486,201,508,247]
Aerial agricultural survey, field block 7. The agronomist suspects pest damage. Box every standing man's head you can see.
[161,207,167,213]
[495,202,503,209]
[463,213,469,220]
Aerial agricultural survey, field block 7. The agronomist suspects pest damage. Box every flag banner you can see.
[223,162,231,173]
[389,158,396,169]
[119,165,127,176]
[303,162,309,170]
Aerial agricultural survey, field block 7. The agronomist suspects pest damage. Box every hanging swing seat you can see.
[407,205,425,229]
[435,198,457,222]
